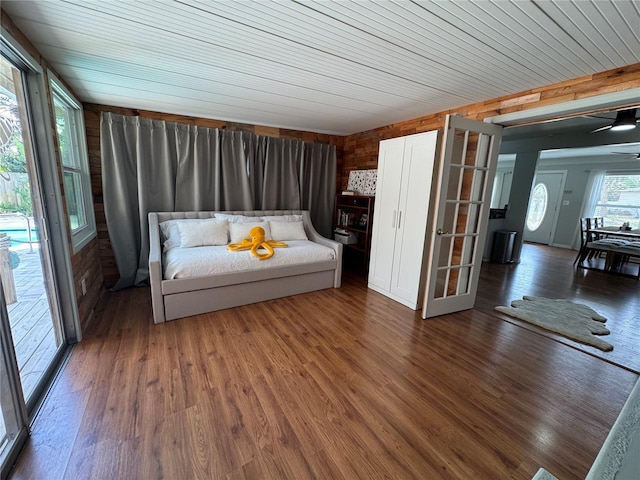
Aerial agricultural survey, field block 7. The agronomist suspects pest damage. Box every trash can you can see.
[491,230,516,264]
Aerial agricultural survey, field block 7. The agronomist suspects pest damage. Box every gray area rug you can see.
[495,296,613,351]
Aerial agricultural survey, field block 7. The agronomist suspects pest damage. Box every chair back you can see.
[579,217,601,246]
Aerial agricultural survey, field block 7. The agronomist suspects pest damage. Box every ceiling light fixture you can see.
[609,109,637,131]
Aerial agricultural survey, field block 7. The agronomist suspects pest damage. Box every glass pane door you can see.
[1,55,64,407]
[1,284,29,476]
[0,52,68,478]
[422,115,503,318]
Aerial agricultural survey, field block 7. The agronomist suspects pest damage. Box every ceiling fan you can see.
[610,151,640,160]
[588,108,639,133]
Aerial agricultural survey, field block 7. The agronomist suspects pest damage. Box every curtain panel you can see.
[573,170,605,249]
[100,112,336,289]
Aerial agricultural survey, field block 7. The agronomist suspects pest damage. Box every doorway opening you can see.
[485,91,640,261]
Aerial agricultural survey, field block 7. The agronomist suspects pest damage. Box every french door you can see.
[524,171,566,245]
[422,116,503,318]
[1,46,70,477]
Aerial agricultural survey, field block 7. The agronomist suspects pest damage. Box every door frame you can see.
[0,283,30,480]
[483,89,640,259]
[1,28,81,344]
[524,170,567,246]
[1,27,81,474]
[487,89,640,127]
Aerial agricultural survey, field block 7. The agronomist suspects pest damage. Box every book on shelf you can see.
[341,190,356,195]
[338,211,356,226]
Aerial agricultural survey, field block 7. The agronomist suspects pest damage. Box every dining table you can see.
[589,226,640,241]
[583,226,640,277]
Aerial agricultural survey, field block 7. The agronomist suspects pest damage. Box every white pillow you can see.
[229,222,272,243]
[262,214,303,223]
[269,221,308,241]
[177,219,228,247]
[214,213,258,223]
[159,218,206,250]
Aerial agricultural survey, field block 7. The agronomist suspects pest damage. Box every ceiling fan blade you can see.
[584,114,615,120]
[610,152,640,159]
[586,108,639,133]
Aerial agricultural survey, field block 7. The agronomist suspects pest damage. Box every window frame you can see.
[526,182,549,232]
[49,74,96,253]
[593,170,640,229]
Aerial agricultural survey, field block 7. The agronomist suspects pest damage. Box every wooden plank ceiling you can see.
[3,0,640,135]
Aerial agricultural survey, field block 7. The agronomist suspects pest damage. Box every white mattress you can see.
[163,240,336,279]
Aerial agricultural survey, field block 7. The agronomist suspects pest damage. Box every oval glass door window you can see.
[526,183,548,231]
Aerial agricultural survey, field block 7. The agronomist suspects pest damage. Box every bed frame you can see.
[148,210,342,323]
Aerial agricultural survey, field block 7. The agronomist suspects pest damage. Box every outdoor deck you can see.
[5,243,58,403]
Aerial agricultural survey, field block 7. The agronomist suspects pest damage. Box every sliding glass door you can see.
[1,45,70,477]
[0,286,29,476]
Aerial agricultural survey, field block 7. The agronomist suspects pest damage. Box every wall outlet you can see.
[81,278,87,296]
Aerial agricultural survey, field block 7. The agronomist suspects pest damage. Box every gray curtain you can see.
[101,112,336,289]
[262,138,302,211]
[300,142,336,238]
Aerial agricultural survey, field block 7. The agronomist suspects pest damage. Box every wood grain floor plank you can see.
[8,388,90,480]
[9,244,639,479]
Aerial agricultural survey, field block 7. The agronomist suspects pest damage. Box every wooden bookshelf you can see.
[334,194,375,269]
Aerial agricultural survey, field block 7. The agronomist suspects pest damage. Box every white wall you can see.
[485,155,640,262]
[535,157,640,248]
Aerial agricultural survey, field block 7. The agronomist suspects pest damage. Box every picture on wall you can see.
[347,169,377,196]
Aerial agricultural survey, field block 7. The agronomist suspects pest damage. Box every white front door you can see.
[422,116,503,318]
[524,171,566,245]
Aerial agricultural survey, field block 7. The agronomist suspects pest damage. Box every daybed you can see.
[148,210,342,323]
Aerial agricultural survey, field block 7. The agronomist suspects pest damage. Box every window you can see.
[593,173,640,229]
[490,167,513,209]
[50,76,96,252]
[526,182,548,232]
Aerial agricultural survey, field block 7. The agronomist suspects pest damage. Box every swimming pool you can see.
[0,227,39,246]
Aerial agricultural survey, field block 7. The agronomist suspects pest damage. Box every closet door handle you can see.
[397,211,402,229]
[392,210,397,229]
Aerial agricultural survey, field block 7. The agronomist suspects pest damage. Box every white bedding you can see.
[163,240,336,279]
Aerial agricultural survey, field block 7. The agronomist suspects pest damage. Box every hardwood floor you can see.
[9,244,639,479]
[477,243,640,373]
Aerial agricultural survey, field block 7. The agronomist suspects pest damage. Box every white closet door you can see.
[390,131,439,306]
[368,137,405,291]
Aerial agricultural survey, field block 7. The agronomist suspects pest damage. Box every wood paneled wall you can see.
[2,9,102,331]
[83,104,344,287]
[341,63,640,189]
[6,2,639,296]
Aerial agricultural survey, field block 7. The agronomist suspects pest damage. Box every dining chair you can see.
[574,218,591,264]
[574,217,601,265]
